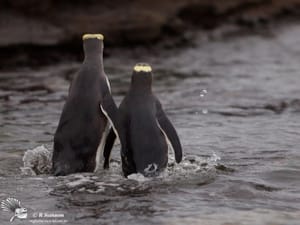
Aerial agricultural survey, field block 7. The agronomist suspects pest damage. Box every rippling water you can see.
[1,22,300,225]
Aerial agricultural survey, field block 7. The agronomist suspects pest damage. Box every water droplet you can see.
[209,153,221,163]
[200,89,208,98]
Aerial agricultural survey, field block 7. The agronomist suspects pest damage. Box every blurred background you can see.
[0,0,300,68]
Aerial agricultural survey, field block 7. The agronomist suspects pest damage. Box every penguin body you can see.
[52,34,118,176]
[104,63,182,177]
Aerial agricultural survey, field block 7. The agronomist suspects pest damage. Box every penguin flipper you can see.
[103,128,116,169]
[100,94,128,164]
[156,100,183,163]
[100,93,120,138]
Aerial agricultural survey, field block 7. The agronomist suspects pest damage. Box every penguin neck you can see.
[130,73,152,94]
[83,39,104,73]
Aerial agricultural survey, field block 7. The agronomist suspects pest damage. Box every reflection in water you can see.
[1,23,300,224]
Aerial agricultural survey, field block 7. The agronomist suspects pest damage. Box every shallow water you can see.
[1,22,300,225]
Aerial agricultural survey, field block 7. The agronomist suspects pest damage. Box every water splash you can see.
[128,173,151,182]
[199,89,208,114]
[22,145,221,194]
[202,109,208,114]
[208,152,221,164]
[21,145,52,175]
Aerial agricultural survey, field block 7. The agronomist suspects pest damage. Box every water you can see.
[1,22,300,225]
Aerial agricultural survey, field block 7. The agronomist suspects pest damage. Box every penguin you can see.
[52,34,120,176]
[103,63,183,177]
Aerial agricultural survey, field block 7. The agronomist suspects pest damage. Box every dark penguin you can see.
[103,63,183,177]
[52,34,119,176]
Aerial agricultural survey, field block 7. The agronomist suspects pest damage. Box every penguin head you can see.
[133,63,152,73]
[82,34,104,41]
[131,63,153,91]
[82,33,104,57]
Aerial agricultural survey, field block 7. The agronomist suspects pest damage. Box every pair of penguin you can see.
[52,34,182,177]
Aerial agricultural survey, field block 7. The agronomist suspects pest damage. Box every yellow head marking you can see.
[133,63,152,73]
[82,34,104,40]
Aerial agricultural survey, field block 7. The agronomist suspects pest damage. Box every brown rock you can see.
[0,0,299,47]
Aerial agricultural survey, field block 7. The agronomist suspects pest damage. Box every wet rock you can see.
[229,99,300,116]
[215,164,235,173]
[252,183,281,192]
[0,11,65,46]
[212,108,270,117]
[178,3,220,29]
[264,101,288,114]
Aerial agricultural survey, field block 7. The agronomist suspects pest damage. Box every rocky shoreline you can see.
[0,0,300,69]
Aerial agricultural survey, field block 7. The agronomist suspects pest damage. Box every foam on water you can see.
[21,145,52,175]
[127,173,151,182]
[22,145,220,193]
